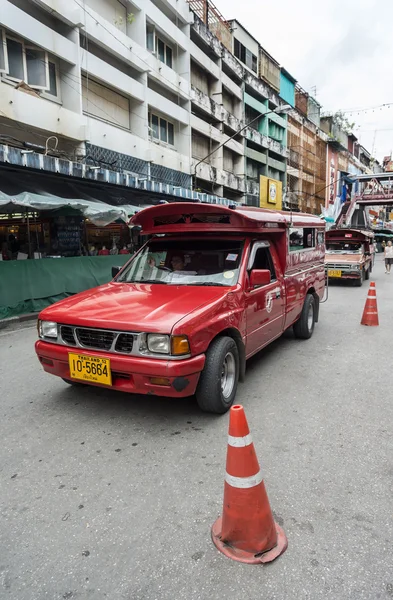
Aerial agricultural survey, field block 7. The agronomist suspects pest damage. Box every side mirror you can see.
[112,266,122,278]
[250,269,271,288]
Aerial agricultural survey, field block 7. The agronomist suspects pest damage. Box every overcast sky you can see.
[215,0,393,162]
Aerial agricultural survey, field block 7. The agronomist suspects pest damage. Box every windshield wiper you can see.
[135,279,168,284]
[191,282,228,287]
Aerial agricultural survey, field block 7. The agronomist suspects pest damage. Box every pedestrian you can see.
[384,240,393,274]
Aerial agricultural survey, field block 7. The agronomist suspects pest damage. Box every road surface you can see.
[1,257,392,600]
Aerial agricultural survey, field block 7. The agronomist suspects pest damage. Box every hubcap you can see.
[307,304,314,332]
[221,352,236,399]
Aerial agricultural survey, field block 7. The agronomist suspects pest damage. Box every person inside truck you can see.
[170,254,197,280]
[171,255,185,271]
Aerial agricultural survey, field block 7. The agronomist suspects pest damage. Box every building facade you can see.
[0,0,374,213]
[0,0,196,190]
[320,115,372,207]
[285,87,327,214]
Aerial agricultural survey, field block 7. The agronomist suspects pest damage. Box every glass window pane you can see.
[7,39,24,80]
[234,39,240,59]
[252,54,257,73]
[289,228,304,251]
[26,48,47,88]
[151,114,159,138]
[165,46,172,68]
[157,38,165,62]
[48,62,57,96]
[146,26,154,51]
[168,122,174,145]
[160,118,168,143]
[0,31,6,72]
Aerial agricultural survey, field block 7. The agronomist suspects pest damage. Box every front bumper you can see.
[325,267,362,280]
[35,340,205,397]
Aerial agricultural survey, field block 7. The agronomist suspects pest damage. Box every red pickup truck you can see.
[36,203,326,413]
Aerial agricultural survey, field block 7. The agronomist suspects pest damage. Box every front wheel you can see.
[355,270,364,287]
[365,266,370,281]
[293,294,315,340]
[196,336,239,414]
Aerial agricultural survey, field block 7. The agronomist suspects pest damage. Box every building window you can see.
[148,112,174,145]
[82,76,130,130]
[0,29,61,99]
[146,25,173,68]
[0,29,7,73]
[234,38,257,73]
[48,62,58,97]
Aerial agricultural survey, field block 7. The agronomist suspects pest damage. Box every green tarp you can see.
[0,255,130,320]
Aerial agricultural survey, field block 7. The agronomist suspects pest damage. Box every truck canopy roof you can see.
[326,228,375,242]
[131,202,325,235]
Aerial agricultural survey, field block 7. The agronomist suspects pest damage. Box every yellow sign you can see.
[260,176,282,210]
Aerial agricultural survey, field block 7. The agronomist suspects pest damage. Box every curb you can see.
[0,313,38,330]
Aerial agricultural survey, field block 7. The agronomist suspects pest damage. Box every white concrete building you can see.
[0,0,250,202]
[0,0,196,192]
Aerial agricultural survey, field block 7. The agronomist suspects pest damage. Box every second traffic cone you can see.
[211,405,287,564]
[361,281,379,326]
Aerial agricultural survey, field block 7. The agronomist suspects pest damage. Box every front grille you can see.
[61,326,76,346]
[326,263,351,270]
[75,328,115,351]
[115,333,134,354]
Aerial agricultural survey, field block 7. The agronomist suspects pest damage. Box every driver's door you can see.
[245,242,285,357]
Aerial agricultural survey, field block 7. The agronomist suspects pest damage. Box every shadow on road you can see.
[51,330,299,425]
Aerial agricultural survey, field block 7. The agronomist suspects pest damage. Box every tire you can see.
[355,270,364,287]
[196,336,239,414]
[293,294,315,340]
[365,266,370,281]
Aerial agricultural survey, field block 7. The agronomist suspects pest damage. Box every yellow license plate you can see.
[68,353,112,386]
[328,269,342,278]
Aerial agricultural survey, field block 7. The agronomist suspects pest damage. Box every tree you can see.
[332,111,356,135]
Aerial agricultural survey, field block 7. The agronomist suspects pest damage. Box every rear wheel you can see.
[196,336,239,414]
[293,294,315,340]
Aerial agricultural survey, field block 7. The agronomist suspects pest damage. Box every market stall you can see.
[0,191,142,319]
[0,255,131,320]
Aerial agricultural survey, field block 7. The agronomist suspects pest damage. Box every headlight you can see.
[147,333,170,354]
[352,265,360,271]
[39,320,58,338]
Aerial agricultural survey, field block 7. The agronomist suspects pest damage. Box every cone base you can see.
[211,516,288,564]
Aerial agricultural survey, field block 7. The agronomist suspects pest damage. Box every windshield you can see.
[326,242,363,255]
[117,238,244,286]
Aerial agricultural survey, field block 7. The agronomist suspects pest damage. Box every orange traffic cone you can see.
[361,281,379,326]
[211,405,288,564]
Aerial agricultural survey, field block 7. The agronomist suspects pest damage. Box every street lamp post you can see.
[193,104,293,191]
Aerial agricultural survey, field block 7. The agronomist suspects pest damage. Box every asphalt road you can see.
[1,257,393,600]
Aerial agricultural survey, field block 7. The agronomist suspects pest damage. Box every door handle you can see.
[276,291,281,299]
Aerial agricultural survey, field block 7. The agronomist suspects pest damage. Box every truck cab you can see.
[325,228,375,286]
[36,203,326,414]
